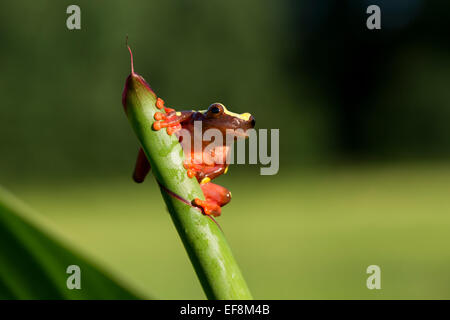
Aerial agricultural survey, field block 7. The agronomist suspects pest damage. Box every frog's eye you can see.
[210,106,220,114]
[207,103,224,116]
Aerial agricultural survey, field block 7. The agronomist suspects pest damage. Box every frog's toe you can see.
[193,198,221,217]
[156,97,175,113]
[153,114,182,135]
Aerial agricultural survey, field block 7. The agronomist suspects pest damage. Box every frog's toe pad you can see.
[193,198,221,217]
[156,97,175,114]
[152,117,182,135]
[183,162,203,179]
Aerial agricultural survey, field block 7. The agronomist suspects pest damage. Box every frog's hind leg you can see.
[183,163,229,183]
[193,182,231,217]
[197,164,229,184]
[133,148,151,183]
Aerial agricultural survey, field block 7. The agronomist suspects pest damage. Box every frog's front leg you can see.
[193,182,231,217]
[153,107,192,136]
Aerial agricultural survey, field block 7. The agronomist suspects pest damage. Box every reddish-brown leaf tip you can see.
[122,43,156,111]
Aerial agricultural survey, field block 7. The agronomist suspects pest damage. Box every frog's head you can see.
[201,103,255,137]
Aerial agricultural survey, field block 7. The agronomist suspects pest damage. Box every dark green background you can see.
[1,1,449,299]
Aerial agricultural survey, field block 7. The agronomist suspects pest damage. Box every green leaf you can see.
[0,186,143,299]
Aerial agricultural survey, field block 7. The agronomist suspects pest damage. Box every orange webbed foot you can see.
[153,98,189,135]
[153,110,182,135]
[193,198,222,217]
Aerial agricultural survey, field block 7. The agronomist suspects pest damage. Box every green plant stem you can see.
[122,65,252,300]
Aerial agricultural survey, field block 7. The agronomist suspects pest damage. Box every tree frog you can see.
[133,98,255,217]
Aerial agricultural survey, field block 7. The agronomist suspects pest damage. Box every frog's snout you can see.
[249,115,256,128]
[239,115,255,138]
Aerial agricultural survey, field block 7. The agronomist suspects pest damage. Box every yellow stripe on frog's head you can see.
[217,103,252,121]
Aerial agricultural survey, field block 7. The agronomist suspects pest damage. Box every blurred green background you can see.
[1,0,449,299]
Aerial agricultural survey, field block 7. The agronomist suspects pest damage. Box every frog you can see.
[132,98,255,217]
